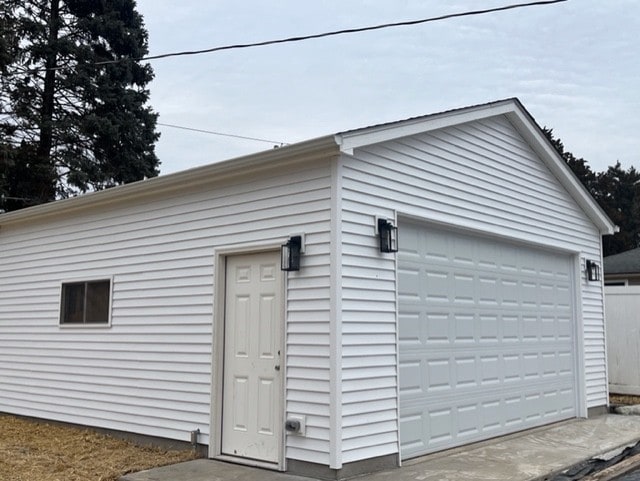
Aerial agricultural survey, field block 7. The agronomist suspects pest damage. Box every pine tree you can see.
[597,162,640,255]
[0,0,159,212]
[543,127,598,197]
[544,128,640,256]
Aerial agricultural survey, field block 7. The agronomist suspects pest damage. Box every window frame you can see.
[59,277,113,328]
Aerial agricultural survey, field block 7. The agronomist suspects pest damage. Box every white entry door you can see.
[222,251,284,464]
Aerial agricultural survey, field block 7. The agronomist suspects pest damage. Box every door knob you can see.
[275,364,280,371]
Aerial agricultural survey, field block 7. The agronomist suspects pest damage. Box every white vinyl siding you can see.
[338,114,605,462]
[0,164,333,464]
[340,206,399,464]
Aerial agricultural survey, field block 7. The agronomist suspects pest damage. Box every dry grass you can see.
[0,414,198,481]
[610,394,640,406]
[2,394,639,480]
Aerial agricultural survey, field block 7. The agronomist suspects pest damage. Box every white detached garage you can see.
[0,98,615,479]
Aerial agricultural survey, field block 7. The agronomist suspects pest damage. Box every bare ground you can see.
[4,394,640,480]
[0,414,198,481]
[610,394,640,406]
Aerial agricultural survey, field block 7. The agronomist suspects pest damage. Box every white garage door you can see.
[398,221,577,459]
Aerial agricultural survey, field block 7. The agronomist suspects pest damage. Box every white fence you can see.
[605,286,640,395]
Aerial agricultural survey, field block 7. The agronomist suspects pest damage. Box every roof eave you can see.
[505,103,617,236]
[1,99,617,237]
[335,98,617,236]
[335,98,518,154]
[0,134,338,227]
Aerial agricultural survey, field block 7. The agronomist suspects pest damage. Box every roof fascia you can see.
[335,99,517,154]
[504,104,617,235]
[335,98,616,235]
[0,135,338,227]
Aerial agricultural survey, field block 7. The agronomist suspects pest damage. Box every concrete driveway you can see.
[122,414,640,481]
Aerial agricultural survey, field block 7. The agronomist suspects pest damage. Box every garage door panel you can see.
[400,382,575,458]
[407,233,568,274]
[399,379,575,410]
[400,352,574,397]
[401,272,572,312]
[401,366,569,408]
[399,222,577,459]
[400,310,573,347]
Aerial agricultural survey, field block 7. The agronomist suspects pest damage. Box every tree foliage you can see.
[0,0,159,212]
[544,128,640,256]
[596,162,640,256]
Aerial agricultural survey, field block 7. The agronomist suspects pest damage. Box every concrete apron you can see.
[120,414,640,481]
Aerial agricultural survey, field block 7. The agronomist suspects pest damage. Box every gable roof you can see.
[604,247,640,275]
[335,98,616,235]
[0,98,616,235]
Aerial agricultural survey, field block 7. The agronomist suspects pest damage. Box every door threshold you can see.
[214,454,283,471]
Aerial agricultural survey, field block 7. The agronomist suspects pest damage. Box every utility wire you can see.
[7,0,568,144]
[110,0,568,64]
[157,122,288,146]
[36,0,566,72]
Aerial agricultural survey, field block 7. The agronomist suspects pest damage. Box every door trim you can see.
[572,253,587,418]
[210,244,287,470]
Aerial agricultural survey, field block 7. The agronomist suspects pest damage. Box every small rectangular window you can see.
[60,280,111,325]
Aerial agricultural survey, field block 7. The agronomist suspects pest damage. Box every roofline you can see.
[335,97,617,235]
[335,98,520,152]
[604,247,640,260]
[603,247,640,274]
[0,134,338,227]
[506,100,617,235]
[1,98,617,235]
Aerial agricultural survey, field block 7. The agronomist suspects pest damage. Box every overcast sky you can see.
[134,0,639,175]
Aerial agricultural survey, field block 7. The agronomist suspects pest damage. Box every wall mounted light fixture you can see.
[377,218,398,253]
[281,235,302,271]
[586,259,601,282]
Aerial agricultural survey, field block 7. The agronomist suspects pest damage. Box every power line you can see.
[157,122,288,146]
[37,0,567,72]
[162,1,568,62]
[108,0,568,64]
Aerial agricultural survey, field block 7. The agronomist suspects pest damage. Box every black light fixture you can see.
[586,259,601,282]
[281,235,302,271]
[377,218,398,253]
